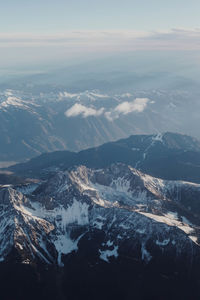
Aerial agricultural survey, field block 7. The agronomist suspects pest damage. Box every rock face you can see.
[0,188,54,264]
[1,163,200,267]
[1,163,200,299]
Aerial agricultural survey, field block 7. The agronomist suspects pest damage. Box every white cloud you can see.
[115,98,149,114]
[65,103,104,118]
[65,98,150,120]
[105,98,150,121]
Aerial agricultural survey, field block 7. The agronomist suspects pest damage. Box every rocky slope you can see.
[1,163,200,265]
[1,163,200,299]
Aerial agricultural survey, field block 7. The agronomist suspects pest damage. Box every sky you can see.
[0,0,200,72]
[1,0,200,32]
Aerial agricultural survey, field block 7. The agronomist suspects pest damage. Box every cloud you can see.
[1,29,200,51]
[105,98,150,121]
[115,98,149,114]
[65,98,150,120]
[65,103,104,118]
[1,29,200,69]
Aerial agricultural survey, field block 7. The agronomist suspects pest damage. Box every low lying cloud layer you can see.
[1,29,200,51]
[1,29,200,69]
[65,98,150,121]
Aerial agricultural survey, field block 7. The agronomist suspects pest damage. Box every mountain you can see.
[10,132,200,183]
[1,163,200,299]
[1,87,200,162]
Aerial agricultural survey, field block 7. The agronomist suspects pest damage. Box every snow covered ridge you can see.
[0,88,151,117]
[0,163,200,266]
[0,90,40,111]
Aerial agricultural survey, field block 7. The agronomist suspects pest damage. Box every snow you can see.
[28,198,89,227]
[89,176,150,208]
[111,177,131,195]
[16,242,23,250]
[4,196,90,265]
[99,245,119,262]
[135,134,163,168]
[21,198,89,265]
[59,90,108,102]
[57,183,69,193]
[117,234,123,239]
[139,211,195,240]
[57,199,89,227]
[156,239,170,246]
[152,133,163,143]
[93,216,106,229]
[132,147,140,151]
[54,234,78,266]
[189,236,198,243]
[22,259,31,265]
[119,223,131,230]
[0,164,200,265]
[141,242,152,263]
[58,91,79,99]
[89,91,109,99]
[165,211,178,220]
[136,228,146,234]
[181,216,193,226]
[93,220,104,229]
[0,215,14,261]
[106,240,114,247]
[0,96,36,111]
[121,93,132,98]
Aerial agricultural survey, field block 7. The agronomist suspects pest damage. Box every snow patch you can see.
[141,242,152,263]
[54,233,81,266]
[156,239,170,246]
[99,245,119,263]
[106,240,114,247]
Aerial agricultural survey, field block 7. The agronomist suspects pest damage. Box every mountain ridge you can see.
[1,87,200,162]
[1,161,200,299]
[1,163,200,265]
[9,132,200,183]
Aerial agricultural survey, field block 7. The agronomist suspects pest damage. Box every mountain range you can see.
[0,132,200,299]
[1,87,200,163]
[0,163,200,299]
[10,132,200,183]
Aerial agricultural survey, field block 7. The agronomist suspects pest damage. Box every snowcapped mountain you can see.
[1,163,200,266]
[1,163,200,299]
[1,87,200,162]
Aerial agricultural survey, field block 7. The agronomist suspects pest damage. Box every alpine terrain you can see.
[0,159,200,299]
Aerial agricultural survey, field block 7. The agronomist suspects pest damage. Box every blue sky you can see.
[1,1,200,71]
[1,0,200,32]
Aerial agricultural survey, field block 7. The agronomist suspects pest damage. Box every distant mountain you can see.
[1,87,200,162]
[10,132,200,183]
[1,163,200,299]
